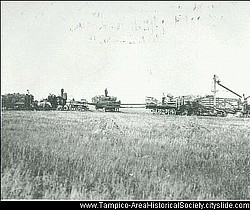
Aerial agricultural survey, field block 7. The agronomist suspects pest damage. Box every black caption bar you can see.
[1,201,250,209]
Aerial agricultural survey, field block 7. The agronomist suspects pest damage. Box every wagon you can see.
[95,100,121,112]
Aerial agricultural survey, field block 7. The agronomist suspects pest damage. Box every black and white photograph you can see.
[1,0,250,204]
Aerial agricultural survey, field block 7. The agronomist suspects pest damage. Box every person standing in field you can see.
[243,94,248,113]
[162,92,166,105]
[105,88,108,97]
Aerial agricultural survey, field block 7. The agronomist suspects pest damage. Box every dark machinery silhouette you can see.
[211,75,249,117]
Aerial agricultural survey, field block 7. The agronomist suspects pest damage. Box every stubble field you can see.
[1,110,250,200]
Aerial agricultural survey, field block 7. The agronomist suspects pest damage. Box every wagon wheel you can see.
[181,110,188,116]
[169,108,176,115]
[222,111,227,117]
[246,110,250,118]
[196,109,202,116]
[161,109,166,115]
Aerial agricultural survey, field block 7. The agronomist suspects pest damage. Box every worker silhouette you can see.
[105,88,108,97]
[243,94,247,113]
[162,93,166,105]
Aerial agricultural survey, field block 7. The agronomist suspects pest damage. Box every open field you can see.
[1,110,250,200]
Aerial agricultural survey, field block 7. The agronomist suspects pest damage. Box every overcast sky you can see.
[1,1,250,103]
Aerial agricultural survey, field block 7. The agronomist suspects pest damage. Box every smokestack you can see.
[63,93,67,100]
[61,89,64,98]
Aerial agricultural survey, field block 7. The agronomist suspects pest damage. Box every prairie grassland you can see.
[1,110,250,200]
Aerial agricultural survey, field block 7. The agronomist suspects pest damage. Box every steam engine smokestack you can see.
[61,88,64,98]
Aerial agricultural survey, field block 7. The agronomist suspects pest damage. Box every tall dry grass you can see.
[1,111,250,199]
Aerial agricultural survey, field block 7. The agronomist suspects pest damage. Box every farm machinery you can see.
[44,89,89,111]
[145,75,249,117]
[85,88,121,112]
[190,95,238,117]
[145,95,201,115]
[90,95,121,112]
[63,99,89,111]
[36,88,68,111]
[1,88,89,112]
[145,95,241,117]
[89,89,148,111]
[1,75,248,117]
[211,75,249,117]
[1,90,35,110]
